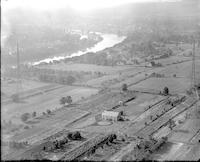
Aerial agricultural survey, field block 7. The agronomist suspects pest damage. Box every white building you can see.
[102,110,121,121]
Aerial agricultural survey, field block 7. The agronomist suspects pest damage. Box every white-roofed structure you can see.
[102,110,122,121]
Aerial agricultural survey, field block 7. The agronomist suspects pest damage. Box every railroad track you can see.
[61,133,114,160]
[135,97,196,139]
[109,96,197,161]
[5,94,195,161]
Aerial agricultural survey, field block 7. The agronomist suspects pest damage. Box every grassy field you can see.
[1,85,98,124]
[154,56,191,66]
[84,65,145,88]
[129,77,191,94]
[159,59,200,79]
[38,63,135,74]
[1,78,50,97]
[128,59,200,93]
[9,109,90,143]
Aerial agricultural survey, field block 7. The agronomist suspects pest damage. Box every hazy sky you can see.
[2,0,180,12]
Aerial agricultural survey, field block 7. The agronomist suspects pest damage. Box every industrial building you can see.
[102,110,122,121]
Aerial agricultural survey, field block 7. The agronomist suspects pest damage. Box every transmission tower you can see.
[191,38,196,89]
[16,42,22,99]
[191,37,200,118]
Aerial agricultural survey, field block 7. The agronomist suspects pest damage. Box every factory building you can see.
[102,110,122,121]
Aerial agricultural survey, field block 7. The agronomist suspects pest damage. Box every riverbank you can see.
[32,33,126,66]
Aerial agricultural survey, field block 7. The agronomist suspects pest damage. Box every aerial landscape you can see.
[1,0,200,161]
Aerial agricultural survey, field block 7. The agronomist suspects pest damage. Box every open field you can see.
[38,63,136,74]
[84,66,146,88]
[153,56,191,66]
[158,59,200,79]
[1,78,50,97]
[1,85,98,124]
[86,74,119,87]
[130,77,191,94]
[128,60,200,94]
[9,109,90,143]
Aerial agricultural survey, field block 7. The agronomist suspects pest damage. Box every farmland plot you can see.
[85,66,145,88]
[154,56,191,66]
[1,86,98,124]
[38,63,135,74]
[9,108,90,144]
[1,79,50,97]
[130,77,191,94]
[158,60,200,79]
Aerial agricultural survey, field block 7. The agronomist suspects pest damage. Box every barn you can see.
[102,110,122,121]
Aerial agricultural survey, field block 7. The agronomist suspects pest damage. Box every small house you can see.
[102,110,121,121]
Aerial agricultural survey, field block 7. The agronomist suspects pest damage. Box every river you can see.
[32,33,126,65]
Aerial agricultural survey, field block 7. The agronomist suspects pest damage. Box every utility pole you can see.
[16,41,22,100]
[191,38,196,89]
[17,42,20,82]
[191,37,200,118]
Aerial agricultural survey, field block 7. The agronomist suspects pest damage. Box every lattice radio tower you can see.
[16,41,22,99]
[191,37,200,118]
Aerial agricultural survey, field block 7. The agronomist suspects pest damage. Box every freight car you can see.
[133,136,168,161]
[43,136,68,151]
[67,131,82,140]
[62,133,116,160]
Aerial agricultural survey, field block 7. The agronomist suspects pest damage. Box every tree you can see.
[46,109,51,114]
[66,96,72,105]
[163,87,169,95]
[21,113,31,122]
[32,111,37,117]
[60,96,72,106]
[60,97,67,106]
[66,75,76,85]
[122,84,128,92]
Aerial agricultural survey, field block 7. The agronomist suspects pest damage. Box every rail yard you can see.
[2,0,200,161]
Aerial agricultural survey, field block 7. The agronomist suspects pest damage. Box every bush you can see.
[21,113,31,122]
[46,109,51,114]
[66,75,76,85]
[32,112,37,117]
[163,87,169,95]
[122,84,128,92]
[24,125,30,129]
[60,96,73,106]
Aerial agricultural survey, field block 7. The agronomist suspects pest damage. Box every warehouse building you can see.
[102,110,122,121]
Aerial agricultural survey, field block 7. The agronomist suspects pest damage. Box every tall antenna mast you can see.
[191,36,200,118]
[191,38,196,89]
[16,41,22,99]
[17,42,20,81]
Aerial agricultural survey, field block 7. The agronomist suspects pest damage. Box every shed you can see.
[102,110,121,121]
